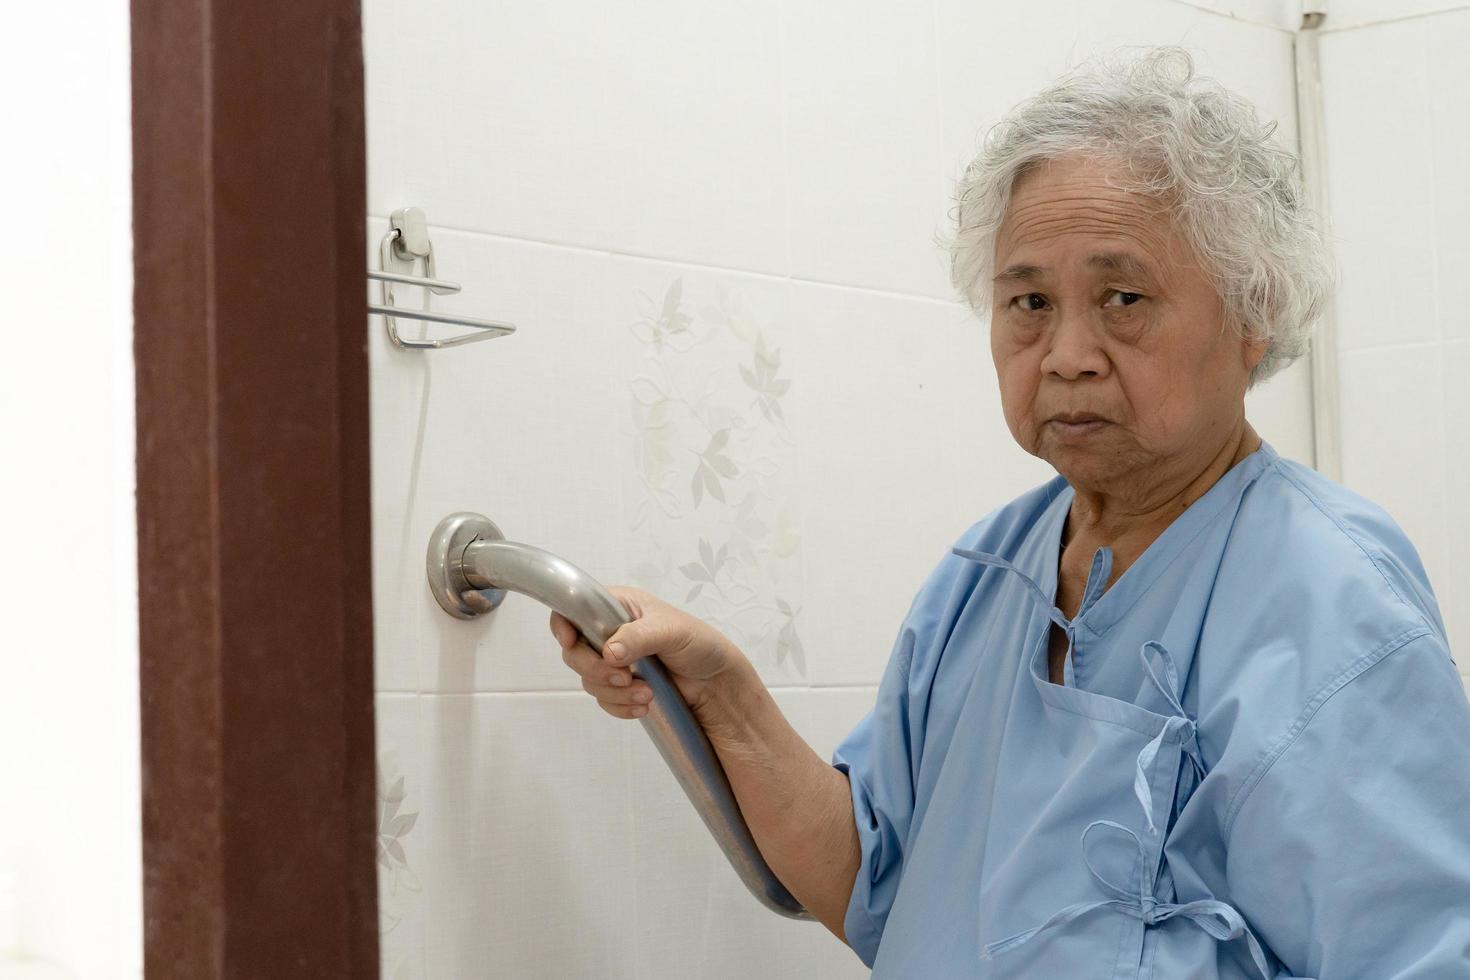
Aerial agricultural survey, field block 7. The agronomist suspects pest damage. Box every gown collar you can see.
[957,441,1278,642]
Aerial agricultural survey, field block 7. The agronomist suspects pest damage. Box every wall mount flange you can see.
[426,511,508,619]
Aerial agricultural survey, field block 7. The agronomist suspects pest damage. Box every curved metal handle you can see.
[426,513,811,920]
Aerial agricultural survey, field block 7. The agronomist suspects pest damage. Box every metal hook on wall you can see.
[368,207,518,350]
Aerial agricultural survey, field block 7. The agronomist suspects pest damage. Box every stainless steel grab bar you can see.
[426,512,812,920]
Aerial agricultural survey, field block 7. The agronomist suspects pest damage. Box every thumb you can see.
[602,611,690,667]
[602,588,687,663]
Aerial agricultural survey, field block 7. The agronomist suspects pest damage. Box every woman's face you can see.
[989,154,1266,501]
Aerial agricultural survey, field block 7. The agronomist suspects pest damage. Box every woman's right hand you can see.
[549,585,748,721]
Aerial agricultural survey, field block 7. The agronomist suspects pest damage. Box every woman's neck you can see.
[1058,420,1261,603]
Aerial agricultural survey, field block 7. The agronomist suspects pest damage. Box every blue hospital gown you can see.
[830,441,1470,978]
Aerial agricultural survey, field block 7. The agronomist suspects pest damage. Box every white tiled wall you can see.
[364,3,1314,975]
[1316,0,1470,30]
[1318,2,1470,687]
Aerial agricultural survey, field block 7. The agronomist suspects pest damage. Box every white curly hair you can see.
[940,45,1333,386]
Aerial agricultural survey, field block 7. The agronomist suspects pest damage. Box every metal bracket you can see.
[369,207,519,350]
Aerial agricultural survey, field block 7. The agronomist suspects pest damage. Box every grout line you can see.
[1337,338,1455,357]
[367,212,966,308]
[776,273,965,309]
[1318,5,1470,34]
[1162,0,1299,34]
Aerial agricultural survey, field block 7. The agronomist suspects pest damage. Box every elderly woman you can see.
[550,47,1470,977]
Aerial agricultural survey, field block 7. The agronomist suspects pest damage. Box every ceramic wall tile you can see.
[1168,0,1300,30]
[1319,0,1470,31]
[1427,10,1470,342]
[591,0,787,275]
[364,0,788,276]
[1246,356,1316,467]
[789,280,1054,687]
[1319,20,1440,352]
[780,0,951,300]
[1338,347,1450,604]
[805,687,883,765]
[364,0,616,253]
[416,692,638,979]
[605,257,809,690]
[376,695,427,979]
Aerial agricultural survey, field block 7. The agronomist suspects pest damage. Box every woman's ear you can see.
[1241,324,1269,372]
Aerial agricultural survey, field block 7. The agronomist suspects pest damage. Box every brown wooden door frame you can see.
[130,0,378,974]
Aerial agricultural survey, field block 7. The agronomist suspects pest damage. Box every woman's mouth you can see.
[1045,415,1110,439]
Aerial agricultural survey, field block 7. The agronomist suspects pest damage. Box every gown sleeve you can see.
[828,553,955,967]
[1222,629,1470,978]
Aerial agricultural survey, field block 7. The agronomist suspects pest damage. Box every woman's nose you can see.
[1039,310,1109,380]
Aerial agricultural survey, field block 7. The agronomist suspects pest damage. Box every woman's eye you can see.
[1105,290,1143,307]
[1014,293,1048,312]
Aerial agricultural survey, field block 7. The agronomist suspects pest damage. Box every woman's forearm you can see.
[691,653,861,944]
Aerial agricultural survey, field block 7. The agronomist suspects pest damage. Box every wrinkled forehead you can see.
[995,155,1189,281]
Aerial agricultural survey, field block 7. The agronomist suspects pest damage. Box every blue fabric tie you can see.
[1133,641,1206,836]
[982,820,1275,978]
[951,546,1073,632]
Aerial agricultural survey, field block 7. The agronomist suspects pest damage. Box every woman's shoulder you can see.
[1187,453,1459,839]
[1192,453,1455,795]
[1232,452,1446,644]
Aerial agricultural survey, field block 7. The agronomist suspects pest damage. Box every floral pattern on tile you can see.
[624,277,807,678]
[377,749,422,978]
